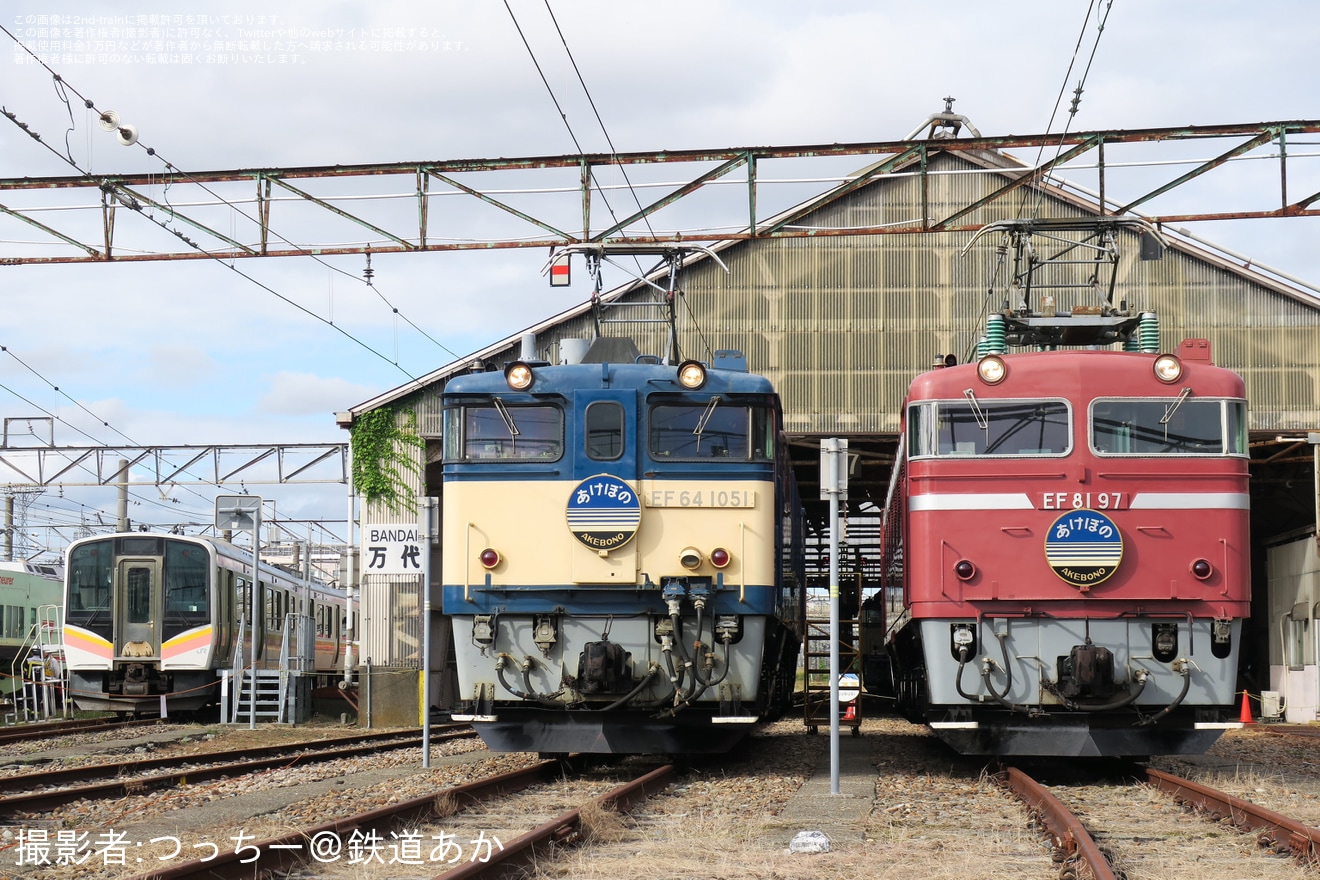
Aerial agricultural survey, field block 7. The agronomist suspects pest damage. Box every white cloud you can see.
[257,370,380,417]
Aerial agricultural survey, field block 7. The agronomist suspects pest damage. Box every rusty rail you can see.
[1146,767,1320,864]
[126,757,568,880]
[0,728,471,816]
[435,763,675,879]
[994,766,1116,880]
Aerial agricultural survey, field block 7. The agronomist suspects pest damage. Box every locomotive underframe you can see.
[450,609,798,753]
[890,615,1242,756]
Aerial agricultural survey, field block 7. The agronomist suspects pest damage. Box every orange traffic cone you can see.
[1239,690,1253,724]
[843,703,856,722]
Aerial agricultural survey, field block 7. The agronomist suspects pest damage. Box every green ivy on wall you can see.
[350,402,425,513]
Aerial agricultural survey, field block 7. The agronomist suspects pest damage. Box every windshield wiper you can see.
[1159,387,1192,425]
[694,396,721,436]
[492,398,520,437]
[962,389,989,430]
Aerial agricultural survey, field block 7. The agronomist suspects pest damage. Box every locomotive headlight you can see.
[479,548,501,569]
[677,359,707,389]
[1152,354,1183,383]
[710,547,731,569]
[504,361,535,390]
[1191,558,1213,580]
[679,547,703,570]
[977,355,1007,385]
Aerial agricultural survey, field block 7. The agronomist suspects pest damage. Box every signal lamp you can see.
[504,361,535,391]
[679,547,703,570]
[1191,558,1213,580]
[977,355,1007,385]
[954,559,976,581]
[1153,354,1183,383]
[677,360,707,389]
[479,548,501,569]
[710,547,731,569]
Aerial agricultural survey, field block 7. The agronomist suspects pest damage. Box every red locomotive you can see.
[878,220,1250,756]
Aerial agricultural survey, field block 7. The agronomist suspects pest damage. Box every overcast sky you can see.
[1,0,1317,553]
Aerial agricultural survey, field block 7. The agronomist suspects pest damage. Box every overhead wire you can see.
[510,2,713,358]
[1025,0,1116,219]
[963,0,1118,364]
[1,23,461,374]
[0,25,458,536]
[0,370,223,524]
[542,1,715,360]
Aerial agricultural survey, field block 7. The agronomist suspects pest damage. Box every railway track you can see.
[115,756,674,880]
[998,763,1320,879]
[0,716,152,745]
[0,725,474,816]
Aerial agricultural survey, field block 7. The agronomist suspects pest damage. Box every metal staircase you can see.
[223,612,314,724]
[7,604,67,723]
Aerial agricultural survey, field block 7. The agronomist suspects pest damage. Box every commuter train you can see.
[443,340,803,754]
[0,560,64,692]
[879,307,1250,756]
[62,532,349,716]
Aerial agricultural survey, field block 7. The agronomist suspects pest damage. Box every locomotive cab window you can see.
[1091,398,1247,456]
[443,402,564,462]
[908,399,1071,458]
[648,399,774,460]
[585,401,624,460]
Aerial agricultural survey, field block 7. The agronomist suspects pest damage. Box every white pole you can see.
[249,506,262,731]
[421,497,434,768]
[343,472,357,687]
[826,439,841,795]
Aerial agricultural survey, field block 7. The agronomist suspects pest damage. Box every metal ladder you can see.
[7,604,67,723]
[223,612,315,724]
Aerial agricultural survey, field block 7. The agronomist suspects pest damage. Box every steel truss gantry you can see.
[0,442,347,488]
[2,120,1318,266]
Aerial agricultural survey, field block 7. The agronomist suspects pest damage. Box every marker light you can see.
[1191,558,1213,580]
[977,355,1007,385]
[954,559,976,581]
[504,361,535,391]
[479,548,501,569]
[710,547,731,569]
[1153,354,1183,383]
[677,360,707,389]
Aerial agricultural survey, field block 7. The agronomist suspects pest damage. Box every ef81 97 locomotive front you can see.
[443,343,803,754]
[879,221,1251,756]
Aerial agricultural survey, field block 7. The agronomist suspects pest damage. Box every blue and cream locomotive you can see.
[443,341,803,754]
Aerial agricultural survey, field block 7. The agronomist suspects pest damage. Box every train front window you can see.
[125,567,152,624]
[444,402,563,461]
[1091,398,1246,455]
[908,399,1071,457]
[66,539,113,637]
[163,539,210,636]
[649,400,774,461]
[585,402,624,460]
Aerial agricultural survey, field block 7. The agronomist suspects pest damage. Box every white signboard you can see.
[361,524,425,575]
